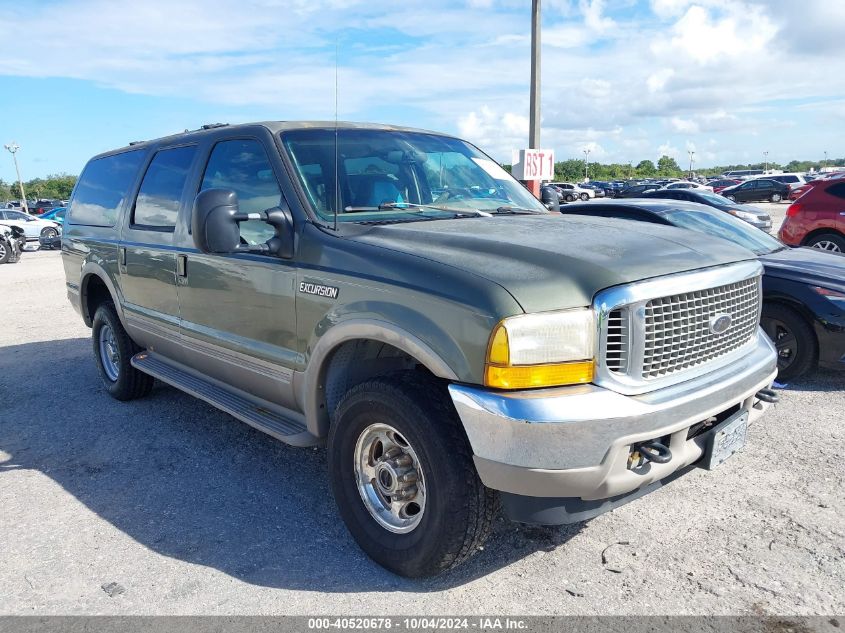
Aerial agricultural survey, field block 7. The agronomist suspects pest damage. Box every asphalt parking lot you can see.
[1,210,842,616]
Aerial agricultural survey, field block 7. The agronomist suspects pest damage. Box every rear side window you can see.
[132,146,197,229]
[68,149,146,227]
[827,182,845,200]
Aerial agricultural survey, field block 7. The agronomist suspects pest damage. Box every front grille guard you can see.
[593,260,764,396]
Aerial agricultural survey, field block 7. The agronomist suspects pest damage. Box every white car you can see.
[663,181,714,192]
[0,209,61,245]
[549,182,595,201]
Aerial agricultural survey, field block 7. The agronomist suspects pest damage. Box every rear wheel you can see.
[328,372,496,578]
[805,232,845,254]
[761,303,817,380]
[92,302,154,400]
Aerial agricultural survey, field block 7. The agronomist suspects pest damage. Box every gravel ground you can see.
[0,246,842,616]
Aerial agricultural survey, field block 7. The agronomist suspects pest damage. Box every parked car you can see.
[63,121,777,577]
[0,225,22,264]
[29,199,60,215]
[641,188,772,231]
[560,198,845,379]
[0,209,62,245]
[779,179,845,253]
[720,179,790,203]
[663,181,714,192]
[707,179,741,194]
[751,173,807,190]
[579,183,606,198]
[40,207,66,223]
[616,183,661,198]
[549,181,595,201]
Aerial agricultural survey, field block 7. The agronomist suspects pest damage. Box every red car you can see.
[779,178,845,253]
[708,178,740,194]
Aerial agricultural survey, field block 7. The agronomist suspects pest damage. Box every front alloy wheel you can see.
[41,227,58,239]
[761,304,817,380]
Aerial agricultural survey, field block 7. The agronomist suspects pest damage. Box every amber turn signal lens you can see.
[484,361,594,390]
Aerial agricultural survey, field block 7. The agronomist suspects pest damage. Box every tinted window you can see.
[69,150,146,226]
[133,146,196,229]
[664,207,782,255]
[200,139,281,245]
[827,182,845,199]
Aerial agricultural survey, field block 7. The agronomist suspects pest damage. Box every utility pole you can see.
[824,150,828,170]
[4,142,29,214]
[527,0,541,197]
[583,148,590,181]
[688,150,695,179]
[763,151,769,174]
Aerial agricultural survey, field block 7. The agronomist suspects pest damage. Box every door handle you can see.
[176,254,188,277]
[118,246,127,272]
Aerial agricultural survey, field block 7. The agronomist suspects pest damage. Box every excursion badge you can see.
[299,281,339,299]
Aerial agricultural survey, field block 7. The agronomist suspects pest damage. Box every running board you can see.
[131,351,319,447]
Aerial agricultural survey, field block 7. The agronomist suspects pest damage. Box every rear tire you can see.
[92,302,154,401]
[805,232,845,254]
[761,303,817,380]
[328,371,496,578]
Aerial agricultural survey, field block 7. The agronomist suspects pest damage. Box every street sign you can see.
[510,148,555,181]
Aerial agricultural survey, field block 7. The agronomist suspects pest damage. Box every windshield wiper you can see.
[494,206,545,215]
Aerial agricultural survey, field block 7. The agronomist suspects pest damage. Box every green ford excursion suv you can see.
[63,122,778,577]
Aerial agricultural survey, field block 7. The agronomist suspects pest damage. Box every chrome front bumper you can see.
[449,329,777,502]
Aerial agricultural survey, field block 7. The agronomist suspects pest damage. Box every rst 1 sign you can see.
[510,148,555,181]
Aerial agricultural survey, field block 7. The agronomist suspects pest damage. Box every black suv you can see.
[720,179,789,203]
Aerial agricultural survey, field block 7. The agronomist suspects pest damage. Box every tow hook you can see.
[628,440,672,469]
[756,388,779,404]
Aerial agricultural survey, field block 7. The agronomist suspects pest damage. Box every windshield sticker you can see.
[299,281,339,299]
[471,157,511,180]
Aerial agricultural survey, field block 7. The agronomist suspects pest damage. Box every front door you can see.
[173,137,300,410]
[120,144,198,358]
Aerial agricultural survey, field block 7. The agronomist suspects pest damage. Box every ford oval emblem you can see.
[709,313,732,335]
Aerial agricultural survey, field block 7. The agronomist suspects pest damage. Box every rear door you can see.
[119,144,198,356]
[824,182,845,234]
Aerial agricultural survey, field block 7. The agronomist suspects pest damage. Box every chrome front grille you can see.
[641,277,760,379]
[594,261,764,394]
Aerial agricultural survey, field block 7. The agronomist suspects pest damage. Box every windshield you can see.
[663,206,783,255]
[281,128,548,223]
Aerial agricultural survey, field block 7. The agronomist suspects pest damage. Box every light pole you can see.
[527,0,542,197]
[583,148,590,181]
[688,150,695,179]
[763,151,769,174]
[3,142,29,214]
[628,160,633,179]
[824,150,828,170]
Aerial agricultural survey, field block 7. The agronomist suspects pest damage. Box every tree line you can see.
[505,155,844,182]
[1,174,77,202]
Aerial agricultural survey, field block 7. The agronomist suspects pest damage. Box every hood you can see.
[761,247,845,290]
[347,214,756,312]
[733,203,769,217]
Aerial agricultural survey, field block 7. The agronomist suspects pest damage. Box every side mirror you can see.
[545,201,561,212]
[192,188,294,258]
[192,189,242,254]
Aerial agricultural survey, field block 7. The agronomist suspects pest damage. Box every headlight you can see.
[484,308,595,389]
[727,209,759,222]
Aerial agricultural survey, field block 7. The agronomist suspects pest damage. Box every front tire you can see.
[92,302,154,401]
[770,193,782,202]
[328,372,496,578]
[761,303,817,380]
[41,227,58,239]
[580,192,589,201]
[726,195,736,202]
[805,232,845,254]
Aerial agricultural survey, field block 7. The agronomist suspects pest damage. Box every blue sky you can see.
[1,0,843,182]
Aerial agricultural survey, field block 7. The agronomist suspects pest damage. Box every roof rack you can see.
[128,141,144,146]
[201,123,228,130]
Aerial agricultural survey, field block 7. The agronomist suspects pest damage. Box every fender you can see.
[300,318,463,438]
[79,261,125,328]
